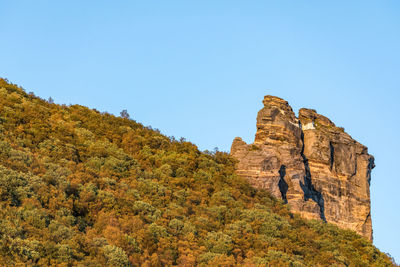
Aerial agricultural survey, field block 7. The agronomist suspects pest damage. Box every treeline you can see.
[0,78,395,266]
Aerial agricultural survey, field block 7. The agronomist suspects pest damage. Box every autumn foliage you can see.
[0,79,395,266]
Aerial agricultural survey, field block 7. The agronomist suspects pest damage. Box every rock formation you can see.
[231,95,374,240]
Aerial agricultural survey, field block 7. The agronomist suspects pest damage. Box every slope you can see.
[0,79,395,266]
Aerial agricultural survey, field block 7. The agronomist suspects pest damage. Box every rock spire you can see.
[231,95,374,240]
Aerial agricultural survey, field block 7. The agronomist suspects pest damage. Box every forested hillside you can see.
[0,79,394,266]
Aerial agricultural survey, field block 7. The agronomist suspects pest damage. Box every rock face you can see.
[231,96,374,240]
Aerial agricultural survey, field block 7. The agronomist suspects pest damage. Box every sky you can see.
[1,0,399,262]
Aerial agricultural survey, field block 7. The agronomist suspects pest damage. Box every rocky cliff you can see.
[231,95,374,240]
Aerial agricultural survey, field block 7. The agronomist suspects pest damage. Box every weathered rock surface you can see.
[231,95,374,240]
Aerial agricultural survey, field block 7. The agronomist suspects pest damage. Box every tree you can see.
[120,109,130,119]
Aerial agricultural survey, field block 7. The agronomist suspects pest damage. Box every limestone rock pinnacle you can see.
[231,96,374,240]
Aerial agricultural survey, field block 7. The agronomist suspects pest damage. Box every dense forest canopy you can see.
[0,78,394,266]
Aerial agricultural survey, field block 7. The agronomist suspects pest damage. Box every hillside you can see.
[0,78,395,266]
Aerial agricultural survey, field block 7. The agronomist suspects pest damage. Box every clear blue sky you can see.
[1,0,399,262]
